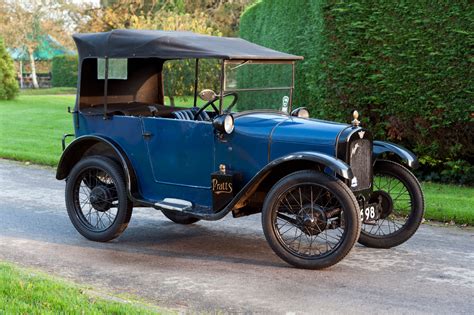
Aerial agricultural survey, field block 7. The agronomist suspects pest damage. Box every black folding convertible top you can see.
[73,29,303,61]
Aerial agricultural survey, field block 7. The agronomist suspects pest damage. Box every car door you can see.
[141,117,215,206]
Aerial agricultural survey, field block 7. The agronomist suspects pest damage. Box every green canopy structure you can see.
[8,35,73,88]
[9,35,73,61]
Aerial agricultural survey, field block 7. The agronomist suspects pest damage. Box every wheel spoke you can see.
[282,196,296,213]
[72,167,120,232]
[273,182,347,259]
[362,170,415,237]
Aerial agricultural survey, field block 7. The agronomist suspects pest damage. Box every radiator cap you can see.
[352,110,360,127]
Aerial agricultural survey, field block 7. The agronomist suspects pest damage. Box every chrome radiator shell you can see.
[336,127,373,194]
[349,138,372,191]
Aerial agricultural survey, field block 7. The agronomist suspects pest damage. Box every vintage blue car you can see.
[57,30,424,269]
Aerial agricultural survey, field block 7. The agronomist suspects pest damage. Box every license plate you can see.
[360,204,379,222]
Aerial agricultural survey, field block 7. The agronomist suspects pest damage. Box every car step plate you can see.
[155,198,192,211]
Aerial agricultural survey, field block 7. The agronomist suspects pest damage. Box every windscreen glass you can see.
[224,61,293,112]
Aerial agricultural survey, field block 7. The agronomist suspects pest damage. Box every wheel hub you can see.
[369,190,393,219]
[89,186,113,212]
[297,205,327,235]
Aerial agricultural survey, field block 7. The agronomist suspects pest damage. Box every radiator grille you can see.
[349,139,372,190]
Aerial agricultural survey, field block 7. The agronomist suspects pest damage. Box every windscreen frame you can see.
[220,59,296,114]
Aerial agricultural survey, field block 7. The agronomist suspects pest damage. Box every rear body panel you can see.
[75,114,214,206]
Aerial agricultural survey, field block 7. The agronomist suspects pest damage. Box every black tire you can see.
[65,156,133,242]
[161,210,200,225]
[358,160,424,248]
[262,170,361,269]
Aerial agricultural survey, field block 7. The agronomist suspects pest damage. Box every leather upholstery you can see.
[172,107,210,121]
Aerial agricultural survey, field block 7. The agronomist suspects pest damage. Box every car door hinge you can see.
[142,131,153,139]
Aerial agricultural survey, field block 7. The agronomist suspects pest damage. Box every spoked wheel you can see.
[262,171,360,269]
[358,160,424,248]
[65,156,133,242]
[161,210,200,225]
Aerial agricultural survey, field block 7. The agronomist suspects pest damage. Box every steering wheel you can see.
[193,92,238,120]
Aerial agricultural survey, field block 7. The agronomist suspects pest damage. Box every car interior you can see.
[78,58,217,121]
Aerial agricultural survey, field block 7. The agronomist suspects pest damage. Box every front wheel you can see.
[262,171,361,269]
[65,156,133,242]
[358,160,424,248]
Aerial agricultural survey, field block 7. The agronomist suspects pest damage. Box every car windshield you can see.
[224,61,294,113]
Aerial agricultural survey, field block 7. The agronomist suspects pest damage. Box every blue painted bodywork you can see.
[270,116,348,160]
[62,109,416,212]
[71,111,352,208]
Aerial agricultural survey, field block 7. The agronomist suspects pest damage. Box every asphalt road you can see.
[0,159,473,314]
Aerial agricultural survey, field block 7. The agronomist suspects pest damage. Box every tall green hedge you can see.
[241,0,474,184]
[0,37,19,100]
[240,0,326,108]
[51,55,78,87]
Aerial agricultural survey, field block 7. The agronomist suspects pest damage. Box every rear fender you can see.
[56,135,140,200]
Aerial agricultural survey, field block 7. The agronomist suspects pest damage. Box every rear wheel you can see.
[262,171,360,269]
[65,156,133,242]
[358,160,424,248]
[161,210,200,225]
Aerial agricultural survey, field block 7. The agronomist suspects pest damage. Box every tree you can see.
[80,0,254,36]
[78,1,224,104]
[155,14,222,105]
[182,0,255,36]
[0,1,39,88]
[0,37,19,99]
[75,0,254,103]
[0,0,77,88]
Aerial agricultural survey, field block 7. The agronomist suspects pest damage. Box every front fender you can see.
[269,151,353,180]
[373,140,419,169]
[210,152,353,220]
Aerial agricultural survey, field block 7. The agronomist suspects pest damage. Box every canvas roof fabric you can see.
[73,29,303,61]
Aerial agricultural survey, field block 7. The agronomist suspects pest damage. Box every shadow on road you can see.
[3,210,289,269]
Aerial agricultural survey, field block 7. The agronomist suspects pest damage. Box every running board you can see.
[154,198,192,212]
[153,199,231,221]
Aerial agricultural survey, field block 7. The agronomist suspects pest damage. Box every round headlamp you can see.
[224,114,235,134]
[213,113,234,134]
[291,107,310,118]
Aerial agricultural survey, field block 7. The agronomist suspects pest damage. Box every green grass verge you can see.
[20,87,78,95]
[0,95,74,165]
[0,262,167,314]
[0,95,472,224]
[421,182,474,225]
